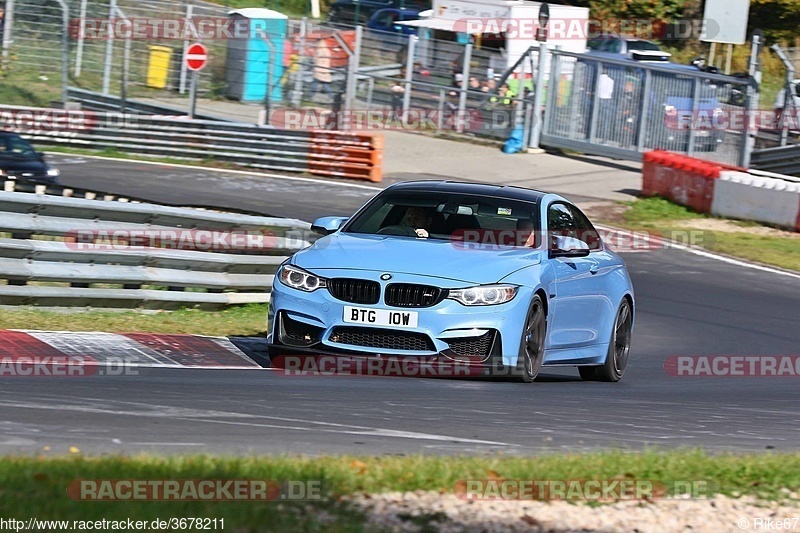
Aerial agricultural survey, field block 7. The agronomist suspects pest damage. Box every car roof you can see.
[384,180,547,202]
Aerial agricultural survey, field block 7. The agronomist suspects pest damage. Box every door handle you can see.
[589,263,599,275]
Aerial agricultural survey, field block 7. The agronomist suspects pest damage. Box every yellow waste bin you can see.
[146,45,173,89]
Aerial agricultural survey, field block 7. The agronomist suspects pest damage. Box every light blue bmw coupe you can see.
[268,181,634,382]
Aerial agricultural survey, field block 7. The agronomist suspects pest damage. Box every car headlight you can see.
[278,264,327,292]
[46,168,60,177]
[447,284,518,306]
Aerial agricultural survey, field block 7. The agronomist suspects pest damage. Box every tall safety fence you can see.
[541,50,753,167]
[2,1,774,168]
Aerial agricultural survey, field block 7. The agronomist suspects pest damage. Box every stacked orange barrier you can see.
[642,151,732,213]
[308,131,383,183]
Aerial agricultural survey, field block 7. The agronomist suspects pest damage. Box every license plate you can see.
[343,306,418,328]
[695,130,710,137]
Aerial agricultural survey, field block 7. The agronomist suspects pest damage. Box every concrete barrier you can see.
[711,171,800,231]
[642,150,800,232]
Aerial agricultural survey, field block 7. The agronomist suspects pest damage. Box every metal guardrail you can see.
[1,104,384,182]
[0,191,312,309]
[66,87,236,122]
[750,144,800,176]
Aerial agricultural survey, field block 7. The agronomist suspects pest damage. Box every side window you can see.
[568,205,602,251]
[547,203,576,249]
[8,136,36,156]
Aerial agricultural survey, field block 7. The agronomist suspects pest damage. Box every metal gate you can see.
[541,49,754,167]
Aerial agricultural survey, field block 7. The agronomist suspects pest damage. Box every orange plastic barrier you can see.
[308,131,383,183]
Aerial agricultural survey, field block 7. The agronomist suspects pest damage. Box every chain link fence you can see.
[2,0,761,166]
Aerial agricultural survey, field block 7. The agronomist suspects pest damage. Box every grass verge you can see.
[0,304,268,337]
[598,196,800,272]
[1,451,799,530]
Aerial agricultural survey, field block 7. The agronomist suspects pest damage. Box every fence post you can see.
[344,25,363,126]
[366,76,374,109]
[771,44,796,147]
[587,60,606,143]
[457,42,472,133]
[437,89,445,131]
[102,0,117,95]
[402,35,417,122]
[291,18,307,108]
[2,0,14,61]
[75,0,88,76]
[54,0,70,107]
[635,69,652,152]
[179,2,195,95]
[738,33,763,168]
[687,77,700,156]
[529,43,548,149]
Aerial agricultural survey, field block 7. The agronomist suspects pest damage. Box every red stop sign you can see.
[185,43,208,72]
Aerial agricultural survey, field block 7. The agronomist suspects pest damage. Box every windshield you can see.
[0,135,39,159]
[344,190,540,247]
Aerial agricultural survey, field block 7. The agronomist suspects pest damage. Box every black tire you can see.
[516,295,546,383]
[580,299,632,382]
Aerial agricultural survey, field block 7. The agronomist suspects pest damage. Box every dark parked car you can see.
[328,0,429,25]
[0,133,60,184]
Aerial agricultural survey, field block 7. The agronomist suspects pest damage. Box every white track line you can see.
[596,224,800,280]
[47,152,384,191]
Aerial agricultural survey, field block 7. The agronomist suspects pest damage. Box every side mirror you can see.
[549,235,591,258]
[311,216,349,236]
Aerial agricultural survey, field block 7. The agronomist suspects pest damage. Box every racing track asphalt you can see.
[0,154,798,456]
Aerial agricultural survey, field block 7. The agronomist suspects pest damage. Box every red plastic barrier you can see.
[642,151,731,213]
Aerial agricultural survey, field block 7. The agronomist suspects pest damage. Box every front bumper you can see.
[268,269,534,367]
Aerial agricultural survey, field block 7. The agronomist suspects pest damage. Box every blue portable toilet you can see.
[225,8,287,103]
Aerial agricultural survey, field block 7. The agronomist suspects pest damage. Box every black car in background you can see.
[0,132,60,184]
[327,0,429,24]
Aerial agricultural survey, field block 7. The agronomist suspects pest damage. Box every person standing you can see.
[311,40,333,101]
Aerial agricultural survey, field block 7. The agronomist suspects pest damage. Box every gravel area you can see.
[347,491,800,532]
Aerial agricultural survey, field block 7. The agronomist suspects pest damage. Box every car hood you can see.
[0,157,48,173]
[292,232,542,284]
